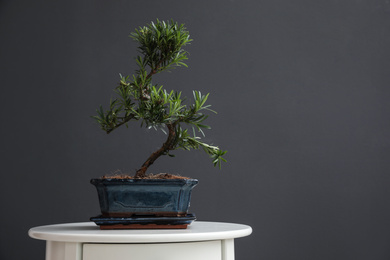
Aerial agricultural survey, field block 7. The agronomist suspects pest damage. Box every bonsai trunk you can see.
[135,123,176,178]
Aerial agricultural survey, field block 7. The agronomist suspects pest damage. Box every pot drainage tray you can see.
[90,213,196,229]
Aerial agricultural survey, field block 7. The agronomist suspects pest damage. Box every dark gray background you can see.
[1,0,390,259]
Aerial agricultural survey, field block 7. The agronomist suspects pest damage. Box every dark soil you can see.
[101,173,191,180]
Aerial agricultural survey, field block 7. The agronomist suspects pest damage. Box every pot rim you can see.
[90,178,198,184]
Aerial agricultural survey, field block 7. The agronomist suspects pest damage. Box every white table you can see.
[29,221,252,260]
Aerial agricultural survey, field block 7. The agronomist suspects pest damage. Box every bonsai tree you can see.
[93,19,226,179]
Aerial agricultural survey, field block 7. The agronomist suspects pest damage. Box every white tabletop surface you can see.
[28,221,252,243]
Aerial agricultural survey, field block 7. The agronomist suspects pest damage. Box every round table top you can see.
[28,221,252,243]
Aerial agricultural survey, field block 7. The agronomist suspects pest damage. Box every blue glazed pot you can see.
[91,178,198,217]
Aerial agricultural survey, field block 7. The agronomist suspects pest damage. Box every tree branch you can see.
[105,114,135,134]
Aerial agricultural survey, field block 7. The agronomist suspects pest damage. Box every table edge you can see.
[28,221,252,243]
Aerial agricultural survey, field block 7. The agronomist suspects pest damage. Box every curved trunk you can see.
[135,123,176,178]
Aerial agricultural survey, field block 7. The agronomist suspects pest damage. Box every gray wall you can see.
[1,0,390,259]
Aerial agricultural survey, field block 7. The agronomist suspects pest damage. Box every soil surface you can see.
[102,173,191,180]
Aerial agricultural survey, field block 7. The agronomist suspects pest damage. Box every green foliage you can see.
[93,19,226,174]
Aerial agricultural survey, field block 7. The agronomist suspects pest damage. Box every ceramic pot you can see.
[91,178,198,217]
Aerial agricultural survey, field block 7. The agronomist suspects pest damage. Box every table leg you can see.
[46,241,82,260]
[221,239,235,260]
